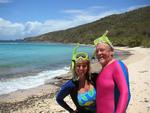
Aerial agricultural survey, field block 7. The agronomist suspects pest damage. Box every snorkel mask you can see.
[94,30,113,49]
[71,44,89,70]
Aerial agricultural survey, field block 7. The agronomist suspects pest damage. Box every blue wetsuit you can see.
[56,73,98,113]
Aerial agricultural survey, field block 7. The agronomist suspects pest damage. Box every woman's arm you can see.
[56,80,76,112]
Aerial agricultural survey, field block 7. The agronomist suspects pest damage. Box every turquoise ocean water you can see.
[0,42,129,95]
[0,42,94,95]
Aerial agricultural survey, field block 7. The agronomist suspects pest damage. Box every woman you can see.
[56,45,97,113]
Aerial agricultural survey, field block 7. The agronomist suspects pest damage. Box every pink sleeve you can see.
[113,63,129,113]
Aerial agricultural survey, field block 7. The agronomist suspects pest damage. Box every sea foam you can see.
[0,66,69,95]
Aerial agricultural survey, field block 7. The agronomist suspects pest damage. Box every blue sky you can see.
[0,0,150,40]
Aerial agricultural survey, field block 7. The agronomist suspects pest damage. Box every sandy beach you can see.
[0,47,150,113]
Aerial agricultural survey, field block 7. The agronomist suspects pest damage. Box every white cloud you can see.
[62,8,119,26]
[0,18,24,38]
[0,18,75,40]
[127,4,149,11]
[62,9,84,14]
[0,7,120,40]
[0,5,144,40]
[0,0,12,3]
[90,6,106,9]
[24,21,42,35]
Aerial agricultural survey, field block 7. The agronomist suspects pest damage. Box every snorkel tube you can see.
[71,43,80,70]
[71,43,89,70]
[94,30,113,49]
[92,30,114,58]
[71,43,90,81]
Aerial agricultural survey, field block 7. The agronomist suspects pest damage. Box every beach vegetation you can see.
[23,6,150,47]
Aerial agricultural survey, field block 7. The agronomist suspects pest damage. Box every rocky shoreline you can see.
[0,72,74,113]
[0,93,54,113]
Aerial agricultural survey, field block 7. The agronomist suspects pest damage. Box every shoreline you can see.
[0,43,129,96]
[0,45,131,98]
[0,47,150,113]
[0,72,73,113]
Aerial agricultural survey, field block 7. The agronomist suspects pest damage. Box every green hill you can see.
[24,6,150,47]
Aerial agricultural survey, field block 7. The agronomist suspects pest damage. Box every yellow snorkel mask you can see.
[71,44,89,70]
[94,30,113,49]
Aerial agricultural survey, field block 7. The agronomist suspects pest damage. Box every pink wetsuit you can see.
[96,60,130,113]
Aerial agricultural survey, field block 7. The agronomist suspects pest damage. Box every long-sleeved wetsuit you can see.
[96,60,131,113]
[56,73,98,113]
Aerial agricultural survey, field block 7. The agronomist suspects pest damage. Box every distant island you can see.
[1,6,150,47]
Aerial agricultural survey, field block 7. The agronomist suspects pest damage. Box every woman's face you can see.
[96,43,113,67]
[75,60,89,79]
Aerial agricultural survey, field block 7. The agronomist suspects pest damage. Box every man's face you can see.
[96,43,113,67]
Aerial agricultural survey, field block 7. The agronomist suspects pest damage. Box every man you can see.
[94,31,131,113]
